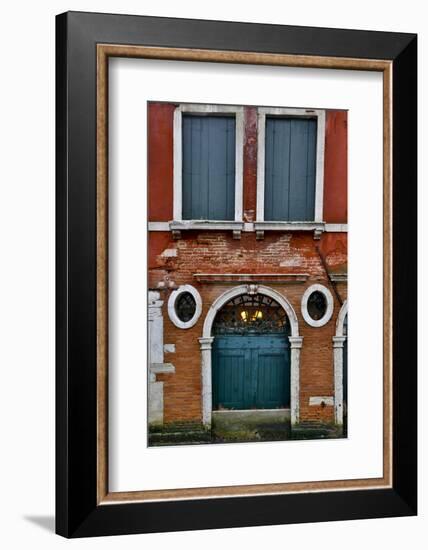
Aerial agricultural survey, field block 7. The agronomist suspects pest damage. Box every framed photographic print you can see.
[56,11,417,537]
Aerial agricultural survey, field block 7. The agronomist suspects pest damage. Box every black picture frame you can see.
[56,11,417,538]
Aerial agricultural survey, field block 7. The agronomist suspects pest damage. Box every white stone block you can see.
[148,381,164,424]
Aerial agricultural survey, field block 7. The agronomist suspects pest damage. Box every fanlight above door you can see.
[212,293,289,335]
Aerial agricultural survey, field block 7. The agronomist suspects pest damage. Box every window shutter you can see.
[182,115,235,220]
[264,117,317,221]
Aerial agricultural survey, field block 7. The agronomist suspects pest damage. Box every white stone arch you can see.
[199,285,303,427]
[333,300,348,425]
[335,299,348,336]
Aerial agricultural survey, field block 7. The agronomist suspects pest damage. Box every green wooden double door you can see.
[212,334,290,410]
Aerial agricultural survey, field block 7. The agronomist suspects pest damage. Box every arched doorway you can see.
[212,293,291,410]
[199,285,302,427]
[333,300,348,426]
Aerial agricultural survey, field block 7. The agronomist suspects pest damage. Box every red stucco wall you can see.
[148,102,175,221]
[323,110,348,223]
[243,106,258,222]
[147,103,348,223]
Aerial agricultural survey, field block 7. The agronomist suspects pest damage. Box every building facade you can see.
[147,101,348,437]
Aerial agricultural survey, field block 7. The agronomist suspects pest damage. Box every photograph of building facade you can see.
[147,101,348,445]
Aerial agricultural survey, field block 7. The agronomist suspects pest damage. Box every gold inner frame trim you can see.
[96,43,393,504]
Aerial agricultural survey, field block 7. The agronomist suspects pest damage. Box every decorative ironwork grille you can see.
[212,293,289,335]
[175,292,197,323]
[307,290,327,321]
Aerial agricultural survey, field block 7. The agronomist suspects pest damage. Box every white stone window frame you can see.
[255,107,326,235]
[301,283,334,328]
[171,104,245,233]
[168,284,203,329]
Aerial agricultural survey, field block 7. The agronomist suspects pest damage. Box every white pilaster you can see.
[333,336,346,425]
[148,291,164,364]
[148,291,175,425]
[199,337,214,426]
[289,336,303,426]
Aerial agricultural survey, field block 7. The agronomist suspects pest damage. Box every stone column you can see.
[333,336,346,425]
[148,291,165,425]
[199,337,214,426]
[148,291,164,365]
[289,336,303,426]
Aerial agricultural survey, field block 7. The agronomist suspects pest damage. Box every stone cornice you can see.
[193,273,309,284]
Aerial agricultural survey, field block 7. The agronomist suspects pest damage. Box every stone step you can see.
[291,423,343,439]
[148,430,211,446]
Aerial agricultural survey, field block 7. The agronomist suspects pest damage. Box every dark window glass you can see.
[175,292,197,323]
[307,291,327,321]
[182,114,235,220]
[264,117,317,221]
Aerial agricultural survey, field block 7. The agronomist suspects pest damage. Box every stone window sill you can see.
[254,221,325,239]
[147,220,346,239]
[170,220,244,239]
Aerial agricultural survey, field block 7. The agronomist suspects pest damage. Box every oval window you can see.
[168,285,202,329]
[307,291,327,321]
[175,292,197,323]
[301,284,334,327]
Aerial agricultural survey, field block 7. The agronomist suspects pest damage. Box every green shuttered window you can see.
[264,117,317,221]
[182,115,235,220]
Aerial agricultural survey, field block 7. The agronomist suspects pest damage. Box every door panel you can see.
[255,350,289,408]
[213,348,251,409]
[213,335,290,410]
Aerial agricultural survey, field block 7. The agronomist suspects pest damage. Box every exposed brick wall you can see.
[153,230,347,424]
[149,231,347,288]
[157,315,203,422]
